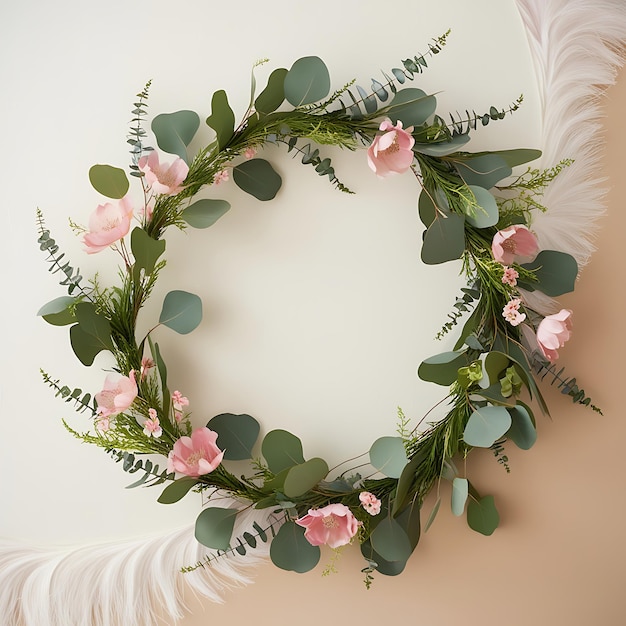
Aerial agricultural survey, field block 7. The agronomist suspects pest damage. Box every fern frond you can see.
[128,80,154,176]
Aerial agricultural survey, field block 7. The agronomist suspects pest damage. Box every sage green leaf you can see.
[369,437,408,478]
[194,507,238,550]
[393,450,426,515]
[424,496,441,532]
[421,213,465,265]
[454,154,511,189]
[284,457,329,498]
[370,517,413,563]
[182,199,231,229]
[467,495,499,536]
[485,351,510,385]
[75,302,114,349]
[205,90,235,149]
[475,383,517,407]
[418,350,468,386]
[413,133,470,156]
[159,290,202,334]
[148,338,169,413]
[471,148,541,168]
[233,158,282,201]
[521,250,578,296]
[157,476,197,504]
[386,88,436,127]
[418,189,437,227]
[131,227,166,275]
[270,521,320,573]
[284,56,330,106]
[395,497,421,550]
[361,540,407,576]
[152,110,200,162]
[451,477,469,516]
[463,405,512,448]
[464,186,499,228]
[507,403,537,450]
[207,413,260,461]
[255,67,288,114]
[70,323,109,366]
[88,164,129,199]
[37,296,76,326]
[262,429,305,473]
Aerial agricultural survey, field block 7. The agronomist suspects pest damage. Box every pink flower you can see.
[213,169,229,185]
[140,357,155,380]
[143,408,162,438]
[95,370,138,418]
[491,225,539,265]
[172,390,189,408]
[502,298,526,327]
[83,196,133,254]
[502,266,519,287]
[138,151,188,195]
[536,309,573,362]
[295,503,361,549]
[359,492,382,516]
[244,147,257,159]
[367,119,415,177]
[167,427,224,477]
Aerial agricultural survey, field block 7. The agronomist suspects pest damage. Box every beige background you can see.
[167,68,626,626]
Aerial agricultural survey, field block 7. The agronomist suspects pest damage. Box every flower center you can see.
[381,133,400,154]
[185,451,205,467]
[502,238,517,253]
[102,217,121,232]
[322,515,338,529]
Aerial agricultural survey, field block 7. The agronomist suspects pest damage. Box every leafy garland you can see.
[37,38,599,585]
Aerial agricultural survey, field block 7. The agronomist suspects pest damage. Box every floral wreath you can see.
[37,37,599,586]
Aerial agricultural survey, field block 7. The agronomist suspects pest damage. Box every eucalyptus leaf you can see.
[157,476,197,504]
[284,458,329,498]
[464,186,499,228]
[255,67,288,114]
[463,405,512,448]
[194,507,238,550]
[467,495,499,536]
[159,290,202,335]
[37,296,76,326]
[261,429,305,473]
[370,517,413,563]
[131,227,166,275]
[413,133,470,156]
[207,413,260,461]
[395,498,421,551]
[468,148,542,168]
[386,88,436,127]
[205,90,235,149]
[418,189,437,227]
[451,477,469,516]
[152,110,200,162]
[360,540,407,576]
[418,350,468,386]
[485,351,511,385]
[182,199,231,229]
[88,164,129,199]
[270,521,320,573]
[454,154,511,189]
[233,158,282,201]
[506,403,537,450]
[369,437,408,479]
[475,383,517,407]
[424,497,441,532]
[520,250,578,296]
[421,213,465,265]
[70,323,109,366]
[284,56,331,106]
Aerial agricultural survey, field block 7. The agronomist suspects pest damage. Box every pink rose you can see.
[138,151,189,195]
[536,309,573,362]
[167,427,224,477]
[491,225,539,265]
[367,119,415,178]
[295,503,360,549]
[95,370,138,418]
[83,196,133,254]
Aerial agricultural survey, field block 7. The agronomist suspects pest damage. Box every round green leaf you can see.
[413,133,470,157]
[261,429,305,474]
[207,413,260,461]
[369,437,408,478]
[454,155,511,189]
[464,186,499,228]
[418,350,468,386]
[421,213,466,265]
[88,164,129,199]
[37,296,76,326]
[194,506,238,550]
[418,189,437,227]
[370,517,413,562]
[157,477,197,504]
[463,405,512,448]
[270,521,320,573]
[182,199,231,229]
[284,458,329,498]
[255,67,288,114]
[233,158,282,201]
[131,227,166,275]
[159,290,202,335]
[152,110,200,163]
[467,495,500,536]
[361,540,408,576]
[284,56,331,106]
[520,250,578,296]
[451,477,469,516]
[386,88,437,127]
[507,403,537,450]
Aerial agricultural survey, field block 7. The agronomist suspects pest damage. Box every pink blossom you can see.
[295,503,361,549]
[536,309,573,362]
[140,357,155,380]
[172,390,189,408]
[367,119,415,178]
[138,151,188,195]
[174,409,184,423]
[359,492,382,516]
[167,427,224,477]
[244,147,257,159]
[83,196,134,254]
[491,225,539,265]
[502,298,526,327]
[143,408,163,438]
[502,266,519,287]
[213,169,229,185]
[95,370,138,418]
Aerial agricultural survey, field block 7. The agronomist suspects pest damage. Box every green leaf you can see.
[464,186,499,228]
[467,495,499,536]
[70,323,109,366]
[485,351,510,385]
[360,540,407,576]
[475,383,517,407]
[233,158,282,201]
[261,429,305,473]
[88,164,129,199]
[131,227,166,275]
[37,296,76,326]
[413,133,470,157]
[386,88,436,127]
[507,403,537,450]
[520,250,578,296]
[270,521,320,573]
[393,450,426,515]
[463,405,512,448]
[369,437,408,479]
[284,56,331,106]
[421,213,465,265]
[284,458,329,498]
[418,189,437,227]
[157,476,197,504]
[152,110,200,163]
[418,350,468,386]
[182,199,231,229]
[469,148,542,168]
[370,517,413,563]
[207,413,260,461]
[454,154,511,189]
[451,477,468,516]
[159,290,202,334]
[395,497,421,550]
[205,90,235,150]
[424,497,441,532]
[255,67,288,114]
[194,507,238,550]
[149,338,169,414]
